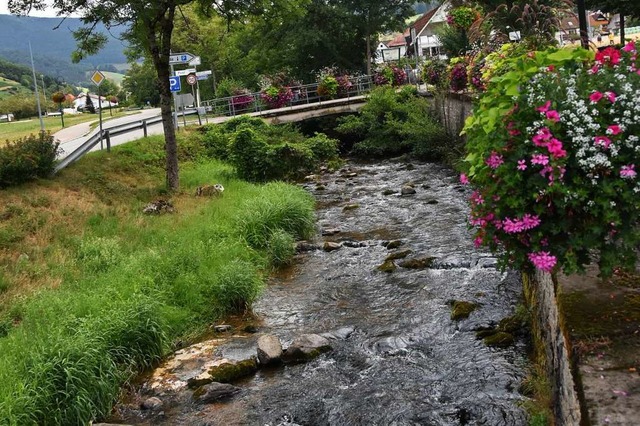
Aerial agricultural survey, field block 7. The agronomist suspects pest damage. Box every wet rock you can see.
[404,163,415,171]
[382,189,397,196]
[213,324,232,333]
[385,249,412,261]
[398,257,435,269]
[475,328,497,339]
[383,240,403,250]
[282,334,332,364]
[422,184,431,189]
[142,199,175,215]
[323,242,342,252]
[426,199,439,205]
[321,228,341,236]
[377,260,397,273]
[141,397,163,410]
[342,240,366,248]
[257,334,283,366]
[315,184,326,190]
[320,326,355,340]
[188,358,258,388]
[304,174,318,181]
[342,172,358,178]
[498,315,525,334]
[450,301,478,321]
[296,241,320,252]
[243,325,258,333]
[483,332,515,347]
[474,257,498,269]
[401,186,416,196]
[343,203,360,211]
[193,382,241,404]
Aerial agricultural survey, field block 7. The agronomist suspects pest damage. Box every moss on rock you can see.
[450,300,478,320]
[385,249,412,261]
[377,260,397,273]
[207,358,258,384]
[483,332,515,347]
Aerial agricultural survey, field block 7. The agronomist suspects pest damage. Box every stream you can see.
[109,160,530,426]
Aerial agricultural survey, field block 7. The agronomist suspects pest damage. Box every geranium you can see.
[464,42,640,276]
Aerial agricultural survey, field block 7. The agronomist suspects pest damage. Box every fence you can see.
[200,75,374,118]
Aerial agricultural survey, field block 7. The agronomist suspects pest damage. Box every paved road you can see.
[54,108,163,158]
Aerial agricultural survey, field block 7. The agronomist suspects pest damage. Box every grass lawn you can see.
[0,109,132,145]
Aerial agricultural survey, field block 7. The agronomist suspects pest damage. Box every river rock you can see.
[140,397,163,410]
[343,203,360,211]
[187,358,258,388]
[213,324,232,333]
[401,186,416,196]
[377,260,397,273]
[282,334,332,364]
[342,240,366,248]
[426,199,439,205]
[398,257,435,269]
[382,189,397,196]
[321,228,341,236]
[385,249,412,261]
[296,241,320,252]
[323,242,341,252]
[257,334,283,366]
[383,240,403,249]
[483,332,515,347]
[320,326,355,340]
[193,382,241,404]
[450,301,478,321]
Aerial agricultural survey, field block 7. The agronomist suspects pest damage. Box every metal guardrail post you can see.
[142,120,148,138]
[105,130,111,152]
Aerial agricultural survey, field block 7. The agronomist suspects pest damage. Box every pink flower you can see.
[521,214,541,230]
[607,124,622,135]
[532,127,552,146]
[474,236,483,248]
[589,91,603,103]
[536,101,551,113]
[605,91,616,103]
[622,42,636,52]
[528,251,557,272]
[595,47,621,66]
[546,138,567,158]
[471,191,484,205]
[590,64,600,74]
[595,136,612,149]
[620,165,637,179]
[460,173,469,184]
[517,159,527,170]
[547,65,555,72]
[503,218,524,233]
[546,110,560,122]
[485,151,504,169]
[531,154,549,166]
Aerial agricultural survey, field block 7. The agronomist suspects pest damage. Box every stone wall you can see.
[429,93,474,141]
[524,272,582,425]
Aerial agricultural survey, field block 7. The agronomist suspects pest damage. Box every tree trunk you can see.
[366,32,372,76]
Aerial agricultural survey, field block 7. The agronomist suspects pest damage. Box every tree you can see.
[339,0,415,75]
[122,60,161,106]
[8,0,267,191]
[84,93,96,113]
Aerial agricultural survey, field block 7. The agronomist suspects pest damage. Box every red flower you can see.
[595,47,621,66]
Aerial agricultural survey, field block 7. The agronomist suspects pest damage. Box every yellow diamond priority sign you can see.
[91,70,106,86]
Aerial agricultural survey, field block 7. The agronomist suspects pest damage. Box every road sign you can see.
[175,68,197,77]
[196,70,212,77]
[169,52,196,65]
[188,56,201,66]
[169,76,181,93]
[91,70,106,86]
[186,73,197,86]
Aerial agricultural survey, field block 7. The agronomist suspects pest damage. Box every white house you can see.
[411,1,451,60]
[73,93,118,112]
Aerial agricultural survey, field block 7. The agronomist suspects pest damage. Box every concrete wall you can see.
[430,93,474,141]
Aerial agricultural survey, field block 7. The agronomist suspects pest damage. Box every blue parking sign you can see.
[169,76,181,92]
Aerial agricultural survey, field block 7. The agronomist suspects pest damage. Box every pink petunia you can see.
[521,214,541,230]
[546,138,567,158]
[460,173,469,184]
[589,91,603,103]
[536,101,551,113]
[532,127,552,146]
[620,165,637,179]
[546,110,560,122]
[471,191,484,205]
[607,124,622,135]
[595,47,622,66]
[528,251,557,272]
[622,42,636,53]
[474,236,483,248]
[517,159,527,171]
[606,91,617,103]
[595,136,612,149]
[531,154,549,166]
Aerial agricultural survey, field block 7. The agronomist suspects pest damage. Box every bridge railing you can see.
[200,75,374,118]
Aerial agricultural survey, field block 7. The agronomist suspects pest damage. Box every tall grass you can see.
[0,139,316,424]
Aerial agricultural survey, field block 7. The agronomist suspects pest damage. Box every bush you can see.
[267,229,296,267]
[0,132,60,188]
[317,75,339,99]
[463,43,640,276]
[336,86,448,159]
[207,260,264,314]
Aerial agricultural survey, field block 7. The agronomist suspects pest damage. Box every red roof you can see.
[411,7,439,35]
[387,30,409,47]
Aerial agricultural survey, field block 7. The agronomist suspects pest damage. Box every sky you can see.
[0,2,76,18]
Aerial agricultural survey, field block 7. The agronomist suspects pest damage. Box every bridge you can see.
[54,76,374,173]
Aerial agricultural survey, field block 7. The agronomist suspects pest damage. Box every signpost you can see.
[188,56,201,66]
[169,52,196,65]
[175,68,197,77]
[91,70,106,150]
[169,76,181,93]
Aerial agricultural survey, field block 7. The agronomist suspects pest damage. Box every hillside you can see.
[0,15,129,85]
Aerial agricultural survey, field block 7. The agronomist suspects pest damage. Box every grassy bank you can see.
[0,133,315,424]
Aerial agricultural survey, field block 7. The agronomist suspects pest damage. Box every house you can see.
[379,32,409,62]
[556,11,611,45]
[73,92,118,112]
[410,1,451,60]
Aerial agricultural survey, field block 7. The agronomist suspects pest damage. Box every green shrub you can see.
[207,260,264,314]
[337,86,448,159]
[230,125,271,181]
[0,132,60,188]
[268,229,296,267]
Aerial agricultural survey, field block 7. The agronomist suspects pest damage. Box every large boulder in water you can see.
[282,334,331,364]
[257,334,283,366]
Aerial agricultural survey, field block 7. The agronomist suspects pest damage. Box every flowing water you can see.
[112,160,530,426]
